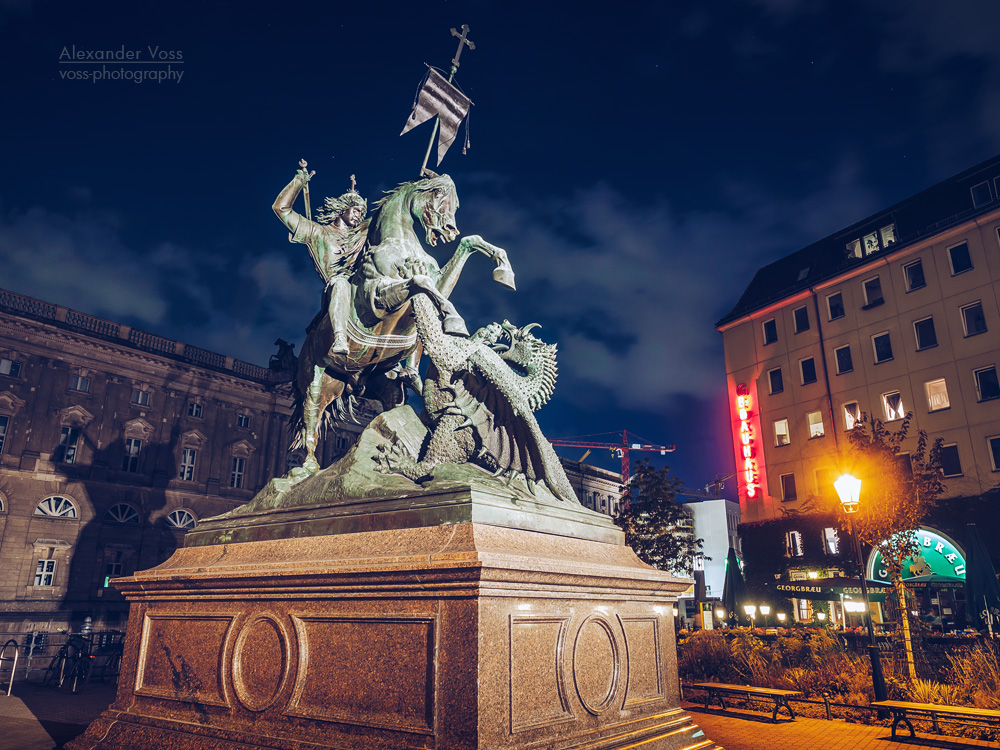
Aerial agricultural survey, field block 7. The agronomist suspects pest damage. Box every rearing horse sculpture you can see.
[286,171,514,476]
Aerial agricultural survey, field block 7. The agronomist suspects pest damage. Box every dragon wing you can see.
[464,348,577,503]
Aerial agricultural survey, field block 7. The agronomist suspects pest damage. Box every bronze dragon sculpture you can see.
[374,275,577,504]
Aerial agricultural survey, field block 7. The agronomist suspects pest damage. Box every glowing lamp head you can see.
[744,604,756,617]
[715,608,726,620]
[759,605,771,616]
[777,612,786,622]
[835,473,862,514]
[817,611,826,621]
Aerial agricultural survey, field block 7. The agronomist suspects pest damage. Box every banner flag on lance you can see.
[401,66,472,166]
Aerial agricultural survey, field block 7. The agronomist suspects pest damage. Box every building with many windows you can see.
[717,154,1000,616]
[0,286,374,634]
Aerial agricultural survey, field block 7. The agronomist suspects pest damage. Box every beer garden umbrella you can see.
[721,547,749,627]
[963,523,1000,635]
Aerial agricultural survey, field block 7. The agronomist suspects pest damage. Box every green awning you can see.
[767,577,891,603]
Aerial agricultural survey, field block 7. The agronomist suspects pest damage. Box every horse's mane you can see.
[373,173,456,211]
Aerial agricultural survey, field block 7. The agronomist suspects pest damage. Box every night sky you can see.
[2,0,999,493]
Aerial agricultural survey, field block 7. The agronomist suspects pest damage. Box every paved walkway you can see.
[0,680,116,750]
[1,680,998,750]
[684,702,1000,750]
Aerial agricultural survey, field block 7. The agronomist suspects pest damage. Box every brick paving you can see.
[0,680,116,750]
[684,702,1000,750]
[1,679,998,750]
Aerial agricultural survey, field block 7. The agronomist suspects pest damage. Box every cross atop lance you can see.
[401,25,476,176]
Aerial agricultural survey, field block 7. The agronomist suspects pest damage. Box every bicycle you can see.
[42,634,92,693]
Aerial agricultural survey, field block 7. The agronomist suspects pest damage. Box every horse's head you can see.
[410,173,460,247]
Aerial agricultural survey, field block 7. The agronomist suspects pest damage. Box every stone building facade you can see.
[716,153,1000,614]
[0,287,302,633]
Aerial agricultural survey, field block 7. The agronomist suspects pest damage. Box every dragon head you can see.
[471,320,558,411]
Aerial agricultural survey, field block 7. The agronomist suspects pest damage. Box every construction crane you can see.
[675,474,737,503]
[549,430,675,485]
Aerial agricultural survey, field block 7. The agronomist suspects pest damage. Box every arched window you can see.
[34,496,78,519]
[105,503,140,524]
[166,509,196,529]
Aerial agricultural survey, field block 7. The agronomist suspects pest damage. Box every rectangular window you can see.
[0,414,7,454]
[0,358,21,377]
[793,306,810,334]
[807,410,825,438]
[800,357,817,385]
[131,389,150,406]
[883,391,905,421]
[961,301,987,336]
[872,332,893,363]
[925,379,950,412]
[834,345,853,374]
[822,527,839,555]
[903,260,926,291]
[827,292,845,321]
[103,562,123,588]
[762,318,777,345]
[774,418,790,446]
[863,277,884,307]
[896,453,914,481]
[949,242,973,274]
[863,231,879,256]
[121,437,141,472]
[913,317,938,350]
[975,366,1000,402]
[768,367,784,395]
[230,457,246,489]
[880,224,897,248]
[188,402,203,418]
[941,444,963,477]
[988,436,1000,472]
[844,401,861,430]
[236,413,251,429]
[179,448,197,481]
[781,532,805,557]
[55,426,80,464]
[846,239,862,259]
[815,467,835,499]
[780,476,798,504]
[69,374,90,392]
[972,182,993,208]
[33,560,56,587]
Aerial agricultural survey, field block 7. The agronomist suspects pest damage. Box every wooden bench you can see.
[691,682,802,722]
[872,700,1000,740]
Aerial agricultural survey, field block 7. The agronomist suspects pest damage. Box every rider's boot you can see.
[330,329,349,356]
[442,312,470,337]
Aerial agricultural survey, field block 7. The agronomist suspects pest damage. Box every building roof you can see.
[0,286,276,384]
[716,152,1000,328]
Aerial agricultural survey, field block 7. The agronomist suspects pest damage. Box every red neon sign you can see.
[735,383,759,498]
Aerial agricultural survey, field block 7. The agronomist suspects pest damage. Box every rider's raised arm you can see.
[272,172,310,235]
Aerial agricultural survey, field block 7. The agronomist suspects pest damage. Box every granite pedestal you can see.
[67,518,717,749]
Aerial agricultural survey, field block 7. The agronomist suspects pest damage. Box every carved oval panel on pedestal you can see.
[572,616,621,715]
[232,615,290,712]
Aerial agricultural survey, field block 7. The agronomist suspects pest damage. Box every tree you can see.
[614,460,705,576]
[839,412,945,680]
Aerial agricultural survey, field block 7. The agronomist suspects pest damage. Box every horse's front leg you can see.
[437,235,516,297]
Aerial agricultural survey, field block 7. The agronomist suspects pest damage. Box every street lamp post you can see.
[834,474,888,705]
[744,604,757,629]
[759,604,771,628]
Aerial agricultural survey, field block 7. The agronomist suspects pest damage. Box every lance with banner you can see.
[402,25,475,173]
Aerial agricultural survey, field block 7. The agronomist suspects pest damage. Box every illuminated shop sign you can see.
[866,527,966,581]
[735,383,759,499]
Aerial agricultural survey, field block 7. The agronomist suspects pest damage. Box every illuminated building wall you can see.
[718,154,1000,526]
